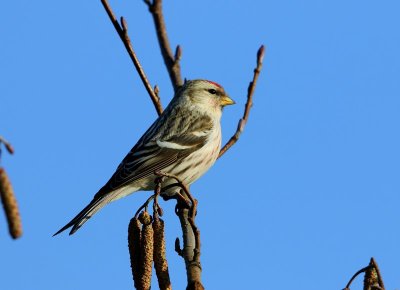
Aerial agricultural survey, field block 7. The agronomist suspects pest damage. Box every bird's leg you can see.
[160,183,191,209]
[135,175,169,218]
[152,176,165,216]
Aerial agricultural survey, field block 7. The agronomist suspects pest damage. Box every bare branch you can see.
[155,171,203,289]
[177,207,203,290]
[218,45,265,159]
[144,0,183,91]
[101,0,163,116]
[156,173,201,264]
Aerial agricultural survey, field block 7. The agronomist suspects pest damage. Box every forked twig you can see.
[134,176,164,218]
[101,0,163,116]
[144,0,183,91]
[155,171,203,285]
[134,195,155,218]
[218,45,265,158]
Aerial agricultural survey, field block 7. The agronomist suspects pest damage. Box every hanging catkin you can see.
[0,167,22,239]
[128,217,142,289]
[139,211,153,290]
[153,215,172,290]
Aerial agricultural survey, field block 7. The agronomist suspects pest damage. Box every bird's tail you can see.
[53,192,115,236]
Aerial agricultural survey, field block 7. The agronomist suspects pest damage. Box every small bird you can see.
[54,80,235,235]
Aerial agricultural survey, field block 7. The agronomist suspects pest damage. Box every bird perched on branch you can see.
[54,80,235,235]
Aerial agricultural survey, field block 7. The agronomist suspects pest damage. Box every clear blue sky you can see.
[1,1,399,289]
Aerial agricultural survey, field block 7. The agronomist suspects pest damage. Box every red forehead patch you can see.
[206,80,222,88]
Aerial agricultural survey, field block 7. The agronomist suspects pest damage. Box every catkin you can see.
[364,263,380,290]
[153,216,172,290]
[0,167,22,239]
[0,168,22,239]
[128,217,142,289]
[139,211,153,290]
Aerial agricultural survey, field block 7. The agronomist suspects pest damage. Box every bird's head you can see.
[176,80,235,114]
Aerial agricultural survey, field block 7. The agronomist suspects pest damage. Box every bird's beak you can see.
[220,95,236,106]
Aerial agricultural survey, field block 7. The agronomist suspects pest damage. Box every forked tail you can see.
[53,193,114,236]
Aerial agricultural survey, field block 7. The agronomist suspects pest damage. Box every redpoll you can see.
[54,80,235,235]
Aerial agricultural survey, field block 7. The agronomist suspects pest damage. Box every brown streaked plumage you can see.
[54,80,234,235]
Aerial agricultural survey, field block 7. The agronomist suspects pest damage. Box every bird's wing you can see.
[94,109,213,197]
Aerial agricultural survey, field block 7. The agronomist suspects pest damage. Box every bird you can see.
[54,80,235,236]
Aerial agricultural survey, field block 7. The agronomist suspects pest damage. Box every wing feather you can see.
[94,108,214,198]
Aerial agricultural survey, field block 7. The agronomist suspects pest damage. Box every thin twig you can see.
[0,136,14,155]
[144,0,183,91]
[134,195,155,218]
[174,237,183,256]
[344,266,370,289]
[101,0,163,116]
[218,45,265,159]
[152,176,164,215]
[135,176,168,218]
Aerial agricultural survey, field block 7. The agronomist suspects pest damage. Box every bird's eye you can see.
[208,89,217,95]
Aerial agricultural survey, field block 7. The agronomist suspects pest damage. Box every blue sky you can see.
[1,1,400,289]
